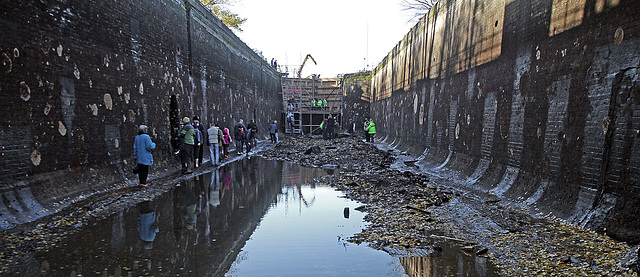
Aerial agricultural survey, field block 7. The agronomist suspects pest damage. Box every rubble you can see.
[259,136,638,276]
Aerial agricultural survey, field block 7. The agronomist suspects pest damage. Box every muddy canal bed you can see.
[0,156,497,276]
[260,137,638,276]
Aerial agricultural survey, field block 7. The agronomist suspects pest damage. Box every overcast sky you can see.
[231,0,417,78]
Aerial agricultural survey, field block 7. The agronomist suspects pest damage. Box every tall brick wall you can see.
[370,0,640,243]
[0,0,281,229]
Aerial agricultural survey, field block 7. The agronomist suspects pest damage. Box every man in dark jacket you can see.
[246,119,258,152]
[191,116,206,167]
[234,119,247,154]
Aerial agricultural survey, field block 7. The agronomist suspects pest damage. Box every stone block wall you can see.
[0,0,281,229]
[370,0,640,243]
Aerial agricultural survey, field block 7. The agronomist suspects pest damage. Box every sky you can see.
[231,0,417,78]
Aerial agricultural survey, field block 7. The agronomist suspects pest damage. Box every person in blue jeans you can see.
[134,125,156,187]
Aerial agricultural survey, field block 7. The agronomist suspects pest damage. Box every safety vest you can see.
[366,122,376,134]
[322,99,327,106]
[311,100,316,106]
[320,121,325,129]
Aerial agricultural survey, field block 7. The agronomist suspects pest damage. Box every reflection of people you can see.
[137,201,158,250]
[209,169,221,208]
[134,125,156,187]
[183,179,202,231]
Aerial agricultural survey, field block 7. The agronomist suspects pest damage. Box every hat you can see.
[138,125,148,133]
[182,117,190,123]
[193,116,199,121]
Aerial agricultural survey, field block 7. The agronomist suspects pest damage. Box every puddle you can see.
[11,157,498,276]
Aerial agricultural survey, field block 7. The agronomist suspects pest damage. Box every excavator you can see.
[297,54,317,78]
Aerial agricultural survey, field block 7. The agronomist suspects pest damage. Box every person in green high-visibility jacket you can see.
[322,98,327,110]
[311,99,317,110]
[365,119,376,142]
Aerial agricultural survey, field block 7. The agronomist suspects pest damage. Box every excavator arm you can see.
[297,54,317,78]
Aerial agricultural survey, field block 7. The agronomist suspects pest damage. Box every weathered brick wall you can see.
[0,0,280,229]
[370,0,640,243]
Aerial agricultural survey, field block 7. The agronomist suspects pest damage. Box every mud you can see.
[0,136,638,276]
[260,136,639,276]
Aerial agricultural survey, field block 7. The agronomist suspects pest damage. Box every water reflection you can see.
[12,157,498,277]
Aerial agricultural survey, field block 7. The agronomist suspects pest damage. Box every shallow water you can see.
[13,156,498,276]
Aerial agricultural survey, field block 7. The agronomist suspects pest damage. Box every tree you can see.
[199,0,246,32]
[401,0,438,22]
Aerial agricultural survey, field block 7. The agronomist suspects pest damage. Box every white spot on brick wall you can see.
[56,45,63,57]
[44,103,52,115]
[30,149,41,166]
[89,103,98,116]
[124,93,130,104]
[117,86,123,95]
[104,93,113,110]
[1,53,12,73]
[139,82,144,95]
[58,121,67,136]
[19,81,31,101]
[614,27,624,45]
[114,138,119,148]
[73,65,80,79]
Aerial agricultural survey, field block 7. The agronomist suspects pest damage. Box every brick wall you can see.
[370,0,640,243]
[0,0,281,229]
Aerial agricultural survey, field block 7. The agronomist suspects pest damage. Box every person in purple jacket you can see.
[134,125,156,187]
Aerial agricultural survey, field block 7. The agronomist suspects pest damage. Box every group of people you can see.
[310,98,328,110]
[131,113,373,188]
[320,115,337,140]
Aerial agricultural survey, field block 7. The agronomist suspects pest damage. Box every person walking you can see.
[207,123,223,166]
[134,125,156,187]
[234,119,247,154]
[269,120,278,143]
[365,119,376,143]
[327,115,336,139]
[351,113,359,139]
[247,119,258,152]
[222,128,232,159]
[192,116,206,168]
[177,117,196,173]
[286,112,295,135]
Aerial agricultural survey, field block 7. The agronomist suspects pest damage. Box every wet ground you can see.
[0,136,637,276]
[259,136,639,276]
[0,151,498,276]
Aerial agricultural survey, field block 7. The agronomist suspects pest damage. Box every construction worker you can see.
[322,98,327,110]
[365,119,376,143]
[311,99,317,111]
[320,118,327,140]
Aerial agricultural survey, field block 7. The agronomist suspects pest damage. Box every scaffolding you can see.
[282,75,343,136]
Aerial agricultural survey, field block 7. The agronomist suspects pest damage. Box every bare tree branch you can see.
[401,0,438,22]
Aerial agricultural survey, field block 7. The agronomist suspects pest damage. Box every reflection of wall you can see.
[0,0,281,228]
[369,0,640,242]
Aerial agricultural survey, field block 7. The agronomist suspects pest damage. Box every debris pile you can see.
[262,137,637,276]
